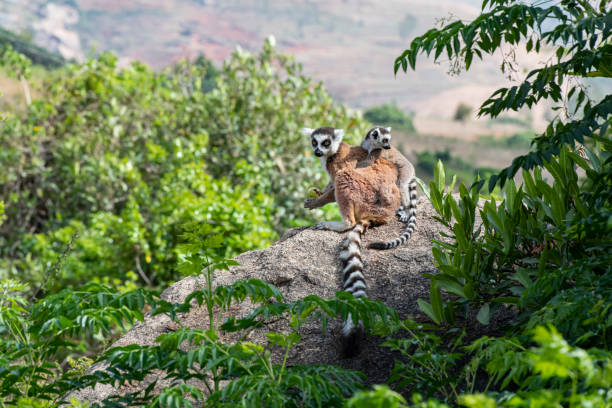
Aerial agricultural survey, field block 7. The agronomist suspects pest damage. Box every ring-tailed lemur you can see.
[305,126,417,225]
[361,127,418,250]
[302,126,400,357]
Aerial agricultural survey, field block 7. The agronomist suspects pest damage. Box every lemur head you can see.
[361,126,392,153]
[302,127,344,158]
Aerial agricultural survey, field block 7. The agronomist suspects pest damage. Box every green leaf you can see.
[476,303,490,325]
[417,299,440,325]
[435,276,467,299]
[434,160,446,193]
[430,280,444,323]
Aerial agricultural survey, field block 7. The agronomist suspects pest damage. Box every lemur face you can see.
[302,127,344,158]
[364,126,392,152]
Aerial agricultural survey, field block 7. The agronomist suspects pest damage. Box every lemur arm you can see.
[319,182,334,196]
[394,153,416,210]
[304,183,336,209]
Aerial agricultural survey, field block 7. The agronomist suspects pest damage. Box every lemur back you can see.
[361,127,418,250]
[331,145,400,227]
[302,126,400,357]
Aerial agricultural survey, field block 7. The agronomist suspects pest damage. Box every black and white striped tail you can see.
[340,222,367,357]
[369,178,418,250]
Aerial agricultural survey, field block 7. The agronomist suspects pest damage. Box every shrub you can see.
[201,39,368,230]
[415,149,495,185]
[0,231,399,407]
[453,102,472,122]
[0,41,367,290]
[505,130,534,148]
[363,104,416,133]
[424,145,612,349]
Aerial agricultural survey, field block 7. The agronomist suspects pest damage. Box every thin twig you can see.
[20,75,31,106]
[134,254,153,286]
[31,232,78,300]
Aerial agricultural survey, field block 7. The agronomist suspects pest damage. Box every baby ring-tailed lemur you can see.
[304,126,418,249]
[361,127,418,250]
[302,126,401,357]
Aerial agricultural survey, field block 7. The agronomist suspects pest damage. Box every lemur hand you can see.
[304,198,319,209]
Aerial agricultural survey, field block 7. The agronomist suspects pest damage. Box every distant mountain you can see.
[4,0,598,128]
[0,27,65,68]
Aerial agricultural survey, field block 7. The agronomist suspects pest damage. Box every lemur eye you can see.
[373,132,378,139]
[312,140,317,147]
[323,140,330,147]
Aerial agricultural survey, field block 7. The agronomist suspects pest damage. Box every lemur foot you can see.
[396,206,409,223]
[397,212,410,223]
[314,221,351,232]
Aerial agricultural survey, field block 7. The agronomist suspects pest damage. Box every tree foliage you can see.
[0,229,399,407]
[395,0,611,189]
[389,0,612,406]
[1,1,611,405]
[363,104,416,133]
[0,40,366,291]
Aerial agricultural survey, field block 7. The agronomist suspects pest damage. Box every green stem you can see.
[201,332,254,377]
[570,374,577,408]
[254,348,275,381]
[277,341,292,385]
[204,254,215,331]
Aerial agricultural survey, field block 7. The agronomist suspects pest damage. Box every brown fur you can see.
[326,143,400,228]
[305,146,413,211]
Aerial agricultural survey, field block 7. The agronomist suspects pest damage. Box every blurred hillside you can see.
[1,0,566,130]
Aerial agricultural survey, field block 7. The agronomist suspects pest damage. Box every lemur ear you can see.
[386,127,392,132]
[333,129,345,139]
[301,128,314,137]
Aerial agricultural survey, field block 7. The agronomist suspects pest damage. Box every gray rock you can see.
[71,199,450,403]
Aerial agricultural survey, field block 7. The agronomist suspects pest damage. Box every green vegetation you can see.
[0,231,398,406]
[391,0,612,405]
[0,40,365,293]
[415,149,495,185]
[398,13,417,39]
[478,130,535,149]
[0,28,65,68]
[452,102,472,122]
[363,104,416,133]
[0,45,34,105]
[1,0,611,405]
[487,115,531,128]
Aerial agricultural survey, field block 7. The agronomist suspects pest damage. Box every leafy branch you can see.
[395,0,612,188]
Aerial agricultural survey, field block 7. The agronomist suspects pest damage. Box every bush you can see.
[0,41,367,291]
[453,102,472,122]
[363,104,416,133]
[424,144,612,349]
[199,39,368,230]
[0,231,399,407]
[398,13,417,39]
[0,52,271,289]
[415,149,495,185]
[505,130,534,148]
[478,131,535,149]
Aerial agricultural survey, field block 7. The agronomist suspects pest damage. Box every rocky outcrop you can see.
[33,3,83,62]
[73,199,451,402]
